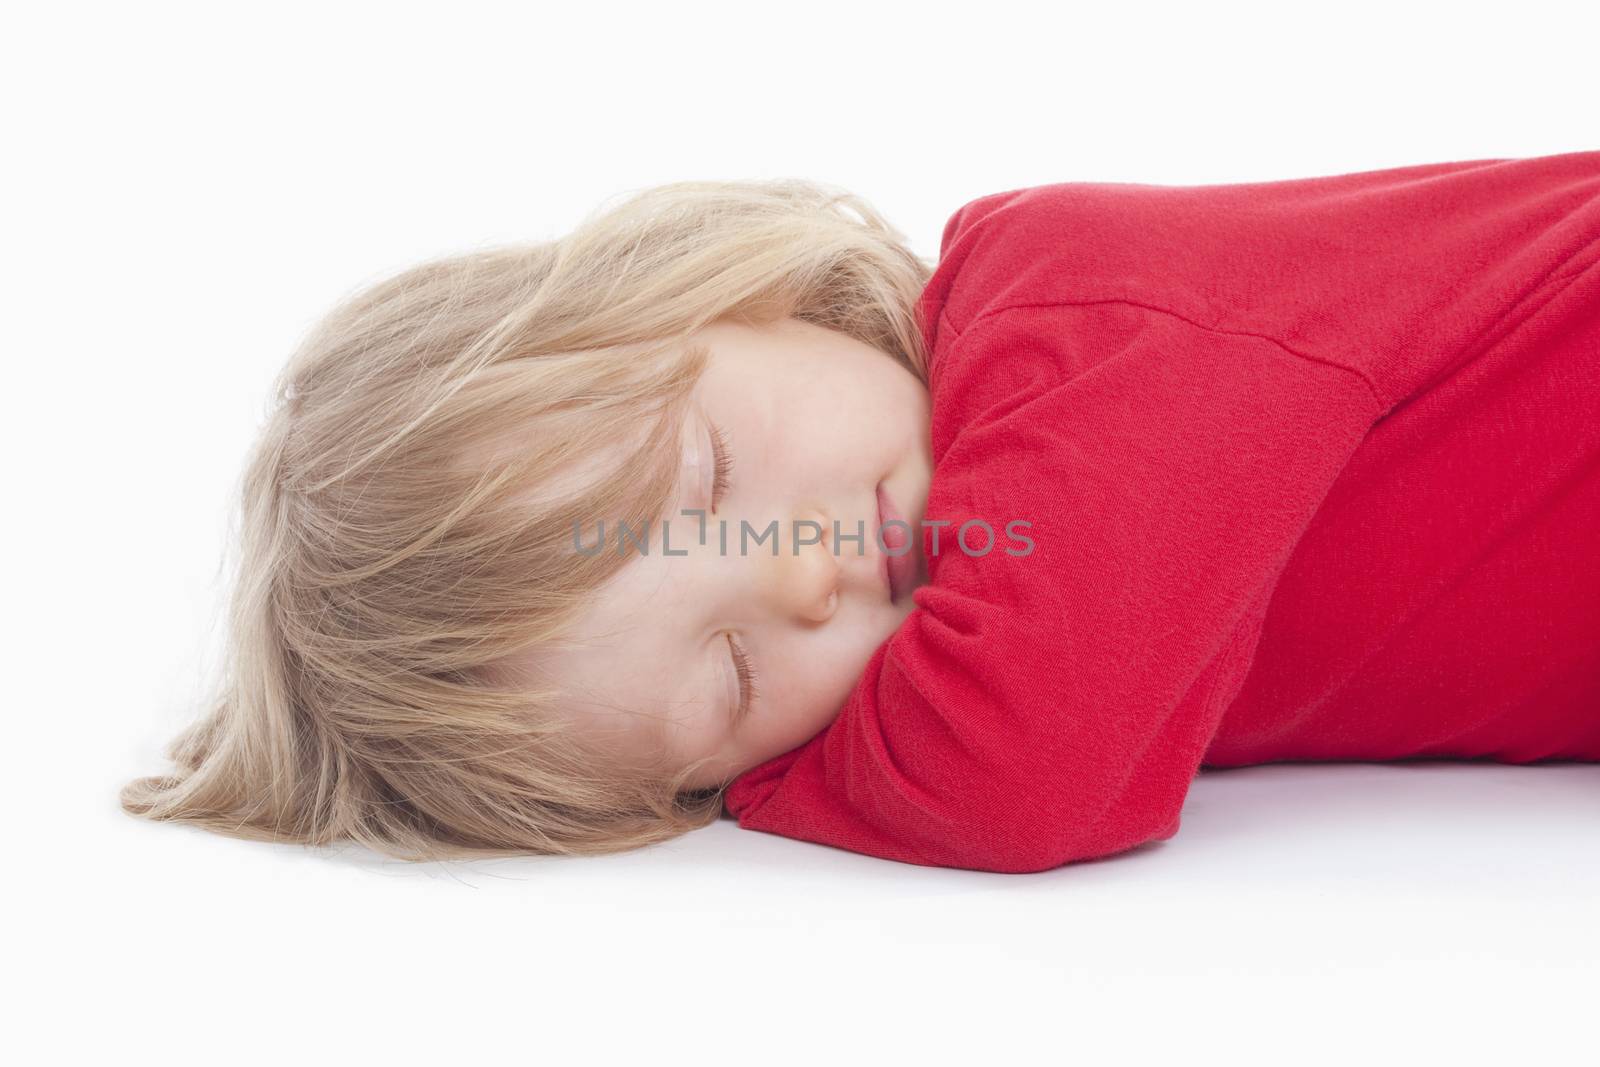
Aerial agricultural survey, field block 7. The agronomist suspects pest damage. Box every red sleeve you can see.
[722,300,1384,872]
[921,152,1600,414]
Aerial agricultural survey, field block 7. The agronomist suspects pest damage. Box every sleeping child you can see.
[122,151,1600,873]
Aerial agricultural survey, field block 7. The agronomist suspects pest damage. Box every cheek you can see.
[780,618,888,723]
[852,372,925,456]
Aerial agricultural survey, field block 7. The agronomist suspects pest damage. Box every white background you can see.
[7,1,1597,1063]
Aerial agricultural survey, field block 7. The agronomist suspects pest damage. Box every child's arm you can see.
[726,152,1600,872]
[724,300,1383,872]
[923,151,1600,416]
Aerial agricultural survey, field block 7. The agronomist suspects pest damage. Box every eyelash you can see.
[709,421,733,511]
[727,633,760,720]
[708,421,757,718]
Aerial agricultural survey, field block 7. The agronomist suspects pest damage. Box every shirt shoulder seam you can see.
[954,297,1388,413]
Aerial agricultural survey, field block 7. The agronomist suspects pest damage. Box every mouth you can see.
[875,480,914,604]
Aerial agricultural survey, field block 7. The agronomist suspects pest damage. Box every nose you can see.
[752,507,840,624]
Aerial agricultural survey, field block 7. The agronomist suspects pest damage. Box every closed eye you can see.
[709,421,733,512]
[727,633,760,722]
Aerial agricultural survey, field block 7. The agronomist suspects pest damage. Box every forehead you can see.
[537,320,800,712]
[487,319,819,749]
[505,446,711,754]
[553,539,695,701]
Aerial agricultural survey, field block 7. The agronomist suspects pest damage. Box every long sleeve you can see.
[722,300,1384,873]
[921,152,1600,415]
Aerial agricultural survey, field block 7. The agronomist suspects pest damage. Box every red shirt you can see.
[722,151,1600,873]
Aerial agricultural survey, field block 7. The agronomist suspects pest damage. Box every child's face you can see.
[515,315,933,789]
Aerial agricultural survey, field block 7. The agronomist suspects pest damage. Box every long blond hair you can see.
[120,178,934,861]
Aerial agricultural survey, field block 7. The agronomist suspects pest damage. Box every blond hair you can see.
[120,178,934,861]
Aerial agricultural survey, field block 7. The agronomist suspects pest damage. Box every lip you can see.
[875,480,915,604]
